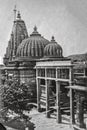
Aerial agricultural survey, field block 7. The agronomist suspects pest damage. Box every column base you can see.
[46,112,50,118]
[37,106,41,112]
[56,117,61,123]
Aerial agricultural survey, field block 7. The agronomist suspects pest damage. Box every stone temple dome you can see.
[16,26,49,59]
[44,36,63,58]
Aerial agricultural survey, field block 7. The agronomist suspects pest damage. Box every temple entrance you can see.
[36,59,73,123]
[39,78,71,122]
[40,79,56,110]
[46,80,70,121]
[60,82,70,116]
[48,80,56,108]
[49,80,56,97]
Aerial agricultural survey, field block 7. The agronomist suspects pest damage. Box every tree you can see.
[2,79,36,115]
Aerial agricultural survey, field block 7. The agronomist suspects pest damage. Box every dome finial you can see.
[51,36,55,42]
[30,26,41,36]
[34,26,37,32]
[17,11,21,19]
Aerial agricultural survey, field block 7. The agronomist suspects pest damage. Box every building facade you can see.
[3,10,49,85]
[3,9,87,130]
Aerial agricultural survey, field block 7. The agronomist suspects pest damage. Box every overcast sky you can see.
[0,0,87,63]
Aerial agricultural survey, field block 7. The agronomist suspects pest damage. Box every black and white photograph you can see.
[0,0,87,130]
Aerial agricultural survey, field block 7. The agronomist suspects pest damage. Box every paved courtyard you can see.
[29,108,74,130]
[5,108,74,130]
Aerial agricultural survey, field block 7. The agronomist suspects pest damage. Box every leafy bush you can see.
[2,79,36,115]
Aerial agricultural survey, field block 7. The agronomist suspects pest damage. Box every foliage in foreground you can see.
[2,79,36,115]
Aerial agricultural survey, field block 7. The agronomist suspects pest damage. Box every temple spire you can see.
[13,5,17,21]
[17,11,21,19]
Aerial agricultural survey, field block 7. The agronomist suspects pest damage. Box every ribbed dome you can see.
[16,26,49,59]
[44,36,63,58]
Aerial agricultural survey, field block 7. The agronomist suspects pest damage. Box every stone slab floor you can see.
[29,108,74,130]
[6,108,74,130]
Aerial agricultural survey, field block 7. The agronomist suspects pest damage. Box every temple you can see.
[2,8,87,130]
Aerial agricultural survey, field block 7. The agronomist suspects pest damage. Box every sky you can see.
[0,0,87,63]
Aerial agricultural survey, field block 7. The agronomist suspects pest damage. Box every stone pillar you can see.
[46,79,50,118]
[75,91,84,128]
[69,66,75,125]
[56,81,61,123]
[70,88,75,125]
[37,78,41,111]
